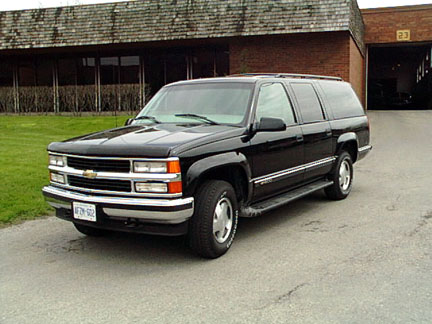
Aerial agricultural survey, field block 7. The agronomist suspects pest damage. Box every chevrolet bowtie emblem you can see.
[82,170,97,179]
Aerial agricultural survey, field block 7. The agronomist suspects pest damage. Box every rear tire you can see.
[73,223,107,237]
[189,180,239,259]
[325,151,353,200]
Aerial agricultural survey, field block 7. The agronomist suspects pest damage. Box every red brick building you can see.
[363,4,432,109]
[0,0,430,113]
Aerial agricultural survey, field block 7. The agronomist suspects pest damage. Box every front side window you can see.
[255,83,296,125]
[291,83,325,123]
[136,82,253,125]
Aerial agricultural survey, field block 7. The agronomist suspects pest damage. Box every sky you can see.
[0,0,431,11]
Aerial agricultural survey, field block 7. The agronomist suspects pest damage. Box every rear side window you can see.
[319,81,365,119]
[290,83,325,123]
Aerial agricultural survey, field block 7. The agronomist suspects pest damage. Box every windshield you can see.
[135,82,254,125]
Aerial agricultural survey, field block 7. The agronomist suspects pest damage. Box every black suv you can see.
[42,73,371,258]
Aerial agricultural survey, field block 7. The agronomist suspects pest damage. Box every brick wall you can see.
[229,32,351,81]
[362,5,432,44]
[349,37,365,104]
[229,31,365,104]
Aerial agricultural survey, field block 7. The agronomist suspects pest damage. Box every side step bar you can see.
[241,179,333,217]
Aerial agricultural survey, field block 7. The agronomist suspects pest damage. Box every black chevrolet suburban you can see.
[42,73,371,258]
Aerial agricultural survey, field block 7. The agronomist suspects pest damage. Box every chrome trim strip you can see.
[253,165,304,184]
[48,152,179,162]
[358,145,372,153]
[303,158,335,171]
[252,157,336,185]
[48,165,181,181]
[49,183,183,198]
[43,186,193,207]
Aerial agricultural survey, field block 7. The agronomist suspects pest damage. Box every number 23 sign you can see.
[397,30,410,41]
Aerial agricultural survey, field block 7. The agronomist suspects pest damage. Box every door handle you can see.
[296,134,303,142]
[325,129,332,136]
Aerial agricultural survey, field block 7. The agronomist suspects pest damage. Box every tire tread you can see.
[189,180,237,258]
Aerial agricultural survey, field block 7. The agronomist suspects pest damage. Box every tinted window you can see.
[291,83,324,123]
[319,81,365,119]
[255,83,295,125]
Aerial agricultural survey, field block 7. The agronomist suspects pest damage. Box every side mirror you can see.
[256,117,286,132]
[125,118,134,126]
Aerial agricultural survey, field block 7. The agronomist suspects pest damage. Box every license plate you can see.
[73,202,97,222]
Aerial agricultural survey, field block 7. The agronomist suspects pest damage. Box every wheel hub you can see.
[339,160,351,191]
[213,197,233,244]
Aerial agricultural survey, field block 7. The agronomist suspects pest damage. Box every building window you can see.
[17,59,36,113]
[77,57,97,112]
[192,49,216,79]
[17,58,54,113]
[144,53,165,98]
[35,58,54,113]
[58,58,77,113]
[215,50,229,77]
[2,45,229,113]
[57,56,97,112]
[0,60,14,113]
[119,56,141,111]
[100,56,119,112]
[99,56,142,112]
[164,52,188,84]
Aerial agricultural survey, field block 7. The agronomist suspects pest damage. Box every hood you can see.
[48,123,244,157]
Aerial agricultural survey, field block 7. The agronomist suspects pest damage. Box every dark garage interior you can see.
[368,44,432,110]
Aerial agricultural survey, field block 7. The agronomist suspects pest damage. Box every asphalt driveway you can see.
[1,111,432,323]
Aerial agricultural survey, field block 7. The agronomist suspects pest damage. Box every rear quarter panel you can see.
[329,116,370,152]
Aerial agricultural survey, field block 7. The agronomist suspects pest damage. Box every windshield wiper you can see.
[134,115,161,123]
[174,113,219,125]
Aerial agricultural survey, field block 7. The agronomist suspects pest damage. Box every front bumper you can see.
[42,185,194,225]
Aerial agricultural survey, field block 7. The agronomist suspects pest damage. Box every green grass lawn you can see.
[0,115,132,225]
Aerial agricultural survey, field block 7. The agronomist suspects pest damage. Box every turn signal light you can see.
[168,181,182,194]
[167,160,181,173]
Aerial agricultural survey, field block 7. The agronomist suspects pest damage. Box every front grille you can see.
[68,175,132,192]
[67,156,130,173]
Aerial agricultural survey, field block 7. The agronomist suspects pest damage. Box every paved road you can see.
[1,111,432,323]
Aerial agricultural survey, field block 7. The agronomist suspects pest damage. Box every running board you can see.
[241,179,333,217]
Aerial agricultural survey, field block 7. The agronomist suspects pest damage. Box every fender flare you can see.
[336,132,359,161]
[184,152,253,201]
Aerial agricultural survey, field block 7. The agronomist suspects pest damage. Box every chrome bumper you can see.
[42,186,194,224]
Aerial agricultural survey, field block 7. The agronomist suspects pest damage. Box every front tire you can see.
[73,223,108,237]
[325,151,353,200]
[189,180,239,259]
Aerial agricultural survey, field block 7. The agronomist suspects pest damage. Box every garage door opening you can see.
[367,44,432,110]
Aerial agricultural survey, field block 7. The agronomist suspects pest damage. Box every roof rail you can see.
[229,73,343,81]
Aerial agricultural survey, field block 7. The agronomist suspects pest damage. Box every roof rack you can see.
[229,73,343,81]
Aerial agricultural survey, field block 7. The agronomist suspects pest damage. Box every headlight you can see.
[50,172,65,184]
[133,160,181,173]
[134,161,167,173]
[49,154,65,167]
[135,182,168,193]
